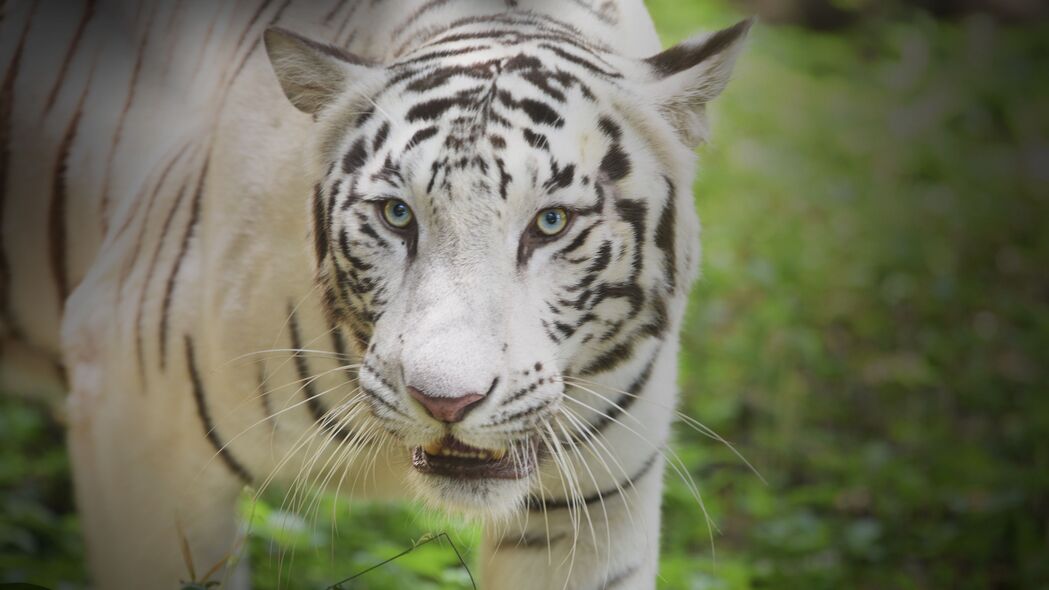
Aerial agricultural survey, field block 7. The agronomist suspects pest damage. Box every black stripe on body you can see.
[136,170,191,383]
[42,0,96,116]
[391,0,454,40]
[601,564,641,589]
[255,361,274,423]
[287,304,358,440]
[526,451,658,511]
[98,3,157,231]
[48,100,86,306]
[116,141,190,260]
[185,335,252,483]
[322,0,351,25]
[159,157,209,370]
[229,0,294,84]
[0,2,38,337]
[494,531,567,551]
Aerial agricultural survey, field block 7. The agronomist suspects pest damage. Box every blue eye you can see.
[535,207,569,236]
[382,199,413,229]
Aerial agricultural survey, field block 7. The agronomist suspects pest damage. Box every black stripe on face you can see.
[582,349,659,435]
[525,451,658,511]
[395,44,492,68]
[600,143,631,182]
[404,61,499,93]
[406,125,439,151]
[614,198,647,270]
[554,221,599,258]
[543,163,575,191]
[654,177,677,291]
[311,183,329,263]
[577,339,633,376]
[185,336,252,483]
[342,137,368,174]
[537,43,623,79]
[517,68,568,102]
[497,91,565,128]
[405,95,474,122]
[355,215,390,250]
[495,158,512,200]
[372,121,391,152]
[522,128,549,150]
[287,305,358,441]
[598,116,622,141]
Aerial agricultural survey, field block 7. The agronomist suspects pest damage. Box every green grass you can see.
[3,1,1048,588]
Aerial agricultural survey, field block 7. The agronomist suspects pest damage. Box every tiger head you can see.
[264,15,749,516]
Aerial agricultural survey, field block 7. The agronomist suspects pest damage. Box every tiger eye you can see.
[382,199,413,229]
[535,207,569,236]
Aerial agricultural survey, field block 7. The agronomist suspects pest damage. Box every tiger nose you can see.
[407,386,485,423]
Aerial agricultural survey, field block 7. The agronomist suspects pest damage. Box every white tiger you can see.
[0,0,749,588]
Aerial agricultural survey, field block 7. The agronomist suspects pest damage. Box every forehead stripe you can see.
[406,95,476,122]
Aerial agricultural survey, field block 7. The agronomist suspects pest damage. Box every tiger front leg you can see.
[62,293,251,589]
[480,452,667,590]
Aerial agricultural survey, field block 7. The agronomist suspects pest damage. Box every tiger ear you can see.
[263,27,380,114]
[643,18,754,147]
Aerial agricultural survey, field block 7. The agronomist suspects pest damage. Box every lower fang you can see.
[423,440,443,455]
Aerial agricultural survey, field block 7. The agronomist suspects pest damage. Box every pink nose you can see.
[407,386,485,423]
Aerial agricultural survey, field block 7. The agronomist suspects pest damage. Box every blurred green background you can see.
[3,0,1047,588]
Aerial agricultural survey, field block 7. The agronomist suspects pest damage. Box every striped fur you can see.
[0,1,749,588]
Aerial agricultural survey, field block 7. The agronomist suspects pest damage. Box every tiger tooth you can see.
[424,441,443,456]
[490,449,506,461]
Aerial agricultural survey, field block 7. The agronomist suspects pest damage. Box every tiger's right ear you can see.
[263,27,379,114]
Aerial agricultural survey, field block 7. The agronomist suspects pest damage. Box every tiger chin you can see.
[2,1,751,588]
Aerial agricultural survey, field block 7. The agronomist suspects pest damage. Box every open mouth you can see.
[411,436,537,480]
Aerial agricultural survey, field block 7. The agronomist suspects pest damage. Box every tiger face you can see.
[264,15,749,515]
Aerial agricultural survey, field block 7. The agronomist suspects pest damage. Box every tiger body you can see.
[0,1,748,588]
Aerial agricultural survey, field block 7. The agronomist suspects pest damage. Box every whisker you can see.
[555,420,611,579]
[542,422,585,588]
[199,374,361,477]
[220,348,358,367]
[560,376,766,484]
[559,394,720,560]
[555,407,641,537]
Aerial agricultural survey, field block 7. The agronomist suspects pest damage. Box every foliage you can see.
[2,1,1047,588]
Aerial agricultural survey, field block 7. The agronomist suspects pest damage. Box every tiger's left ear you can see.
[643,18,754,147]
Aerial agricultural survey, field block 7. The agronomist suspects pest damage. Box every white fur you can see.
[1,1,748,588]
